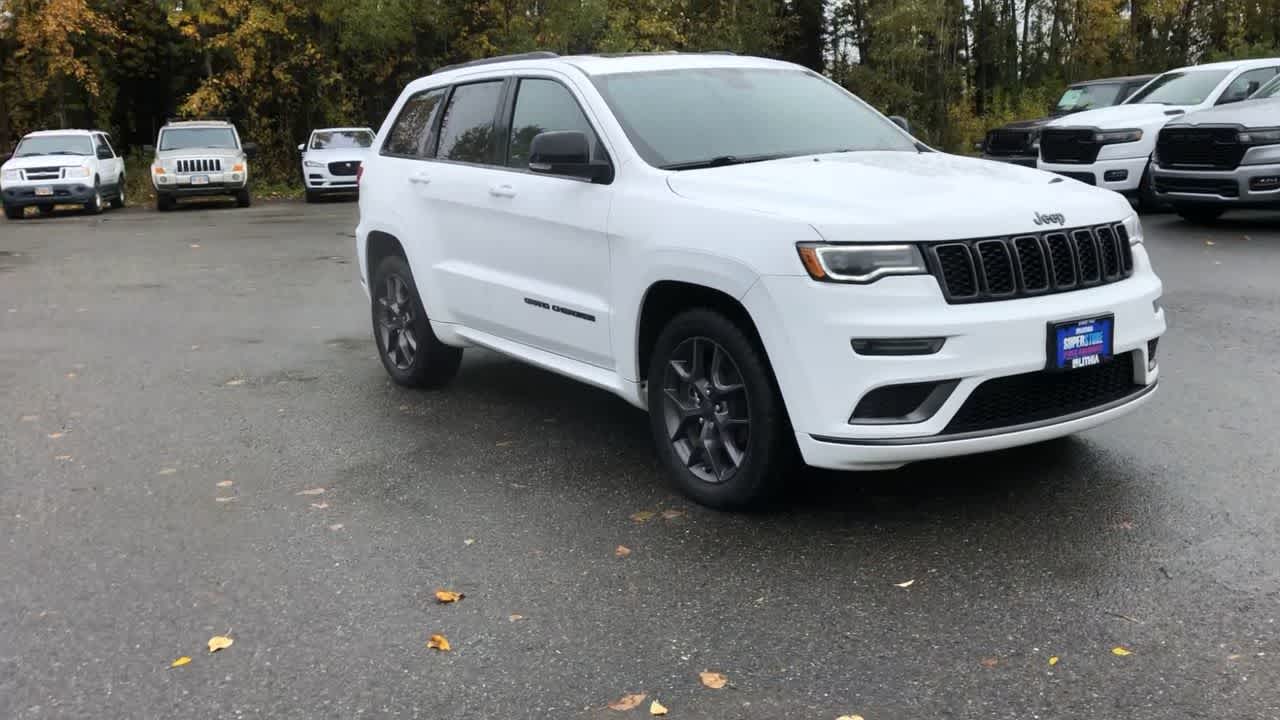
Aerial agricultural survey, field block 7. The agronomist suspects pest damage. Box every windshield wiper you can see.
[660,153,785,171]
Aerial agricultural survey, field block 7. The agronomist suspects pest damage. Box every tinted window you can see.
[383,89,447,157]
[1254,74,1280,99]
[591,68,915,169]
[95,134,114,159]
[435,81,503,164]
[1126,70,1231,105]
[1055,83,1124,112]
[1220,67,1279,103]
[311,130,374,150]
[507,79,600,168]
[159,128,238,150]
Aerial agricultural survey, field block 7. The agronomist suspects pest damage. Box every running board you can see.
[453,326,628,398]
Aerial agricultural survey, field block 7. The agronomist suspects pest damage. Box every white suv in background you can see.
[1038,58,1280,205]
[356,52,1166,509]
[1,129,126,219]
[299,127,375,202]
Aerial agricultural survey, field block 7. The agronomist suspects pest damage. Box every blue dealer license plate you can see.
[1050,316,1113,370]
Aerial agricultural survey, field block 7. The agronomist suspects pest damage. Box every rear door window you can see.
[383,88,448,158]
[434,81,504,165]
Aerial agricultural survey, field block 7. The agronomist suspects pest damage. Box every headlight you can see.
[1238,128,1280,145]
[1124,214,1144,245]
[1,169,19,182]
[796,243,928,283]
[303,160,323,168]
[1094,128,1143,145]
[65,166,91,178]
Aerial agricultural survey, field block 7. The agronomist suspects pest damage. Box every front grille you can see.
[944,353,1142,434]
[1053,170,1096,185]
[328,161,360,176]
[985,129,1033,156]
[926,223,1133,304]
[1040,128,1101,164]
[176,158,223,174]
[23,166,63,180]
[1154,176,1239,198]
[1156,127,1245,170]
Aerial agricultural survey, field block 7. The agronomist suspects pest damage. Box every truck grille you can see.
[1153,176,1239,197]
[176,158,223,174]
[944,352,1143,435]
[985,129,1033,156]
[1040,128,1101,164]
[1156,127,1245,170]
[926,223,1133,304]
[328,161,360,176]
[23,167,63,180]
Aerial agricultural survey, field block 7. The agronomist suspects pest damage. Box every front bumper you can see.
[1152,162,1280,207]
[981,153,1037,168]
[304,166,359,193]
[154,172,246,197]
[2,182,96,207]
[1039,155,1149,194]
[744,251,1165,470]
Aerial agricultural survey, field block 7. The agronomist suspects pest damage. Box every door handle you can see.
[408,173,431,185]
[489,184,517,198]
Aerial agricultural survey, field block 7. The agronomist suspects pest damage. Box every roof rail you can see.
[165,116,232,125]
[703,50,737,55]
[432,51,560,75]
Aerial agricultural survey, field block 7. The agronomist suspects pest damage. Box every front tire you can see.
[156,193,174,212]
[646,309,792,510]
[1175,204,1225,225]
[235,189,251,208]
[3,204,23,220]
[370,255,462,388]
[85,179,104,215]
[1136,160,1166,213]
[304,189,318,204]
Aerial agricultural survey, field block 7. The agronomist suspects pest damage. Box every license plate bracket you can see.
[1048,315,1114,370]
[191,175,209,186]
[34,186,53,197]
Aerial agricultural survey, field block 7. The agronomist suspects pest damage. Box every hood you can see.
[665,151,1132,242]
[154,147,244,160]
[1046,103,1190,130]
[2,155,92,171]
[1171,97,1280,127]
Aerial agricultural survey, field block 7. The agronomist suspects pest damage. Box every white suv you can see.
[356,52,1166,509]
[1,129,126,219]
[299,127,375,202]
[1038,58,1280,205]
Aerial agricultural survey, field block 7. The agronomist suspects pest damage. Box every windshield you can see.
[13,135,93,157]
[311,130,374,150]
[1252,74,1280,99]
[1126,70,1231,106]
[591,67,916,169]
[1055,83,1125,112]
[159,127,238,151]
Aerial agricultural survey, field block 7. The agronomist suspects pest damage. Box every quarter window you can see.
[435,81,504,164]
[507,78,600,168]
[383,88,447,158]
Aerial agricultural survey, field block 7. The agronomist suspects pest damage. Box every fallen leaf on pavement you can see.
[216,480,234,488]
[47,432,64,439]
[508,614,524,622]
[1227,654,1242,660]
[699,671,727,689]
[1048,656,1059,666]
[1112,646,1132,656]
[661,509,684,520]
[435,590,464,603]
[615,545,632,558]
[215,496,237,503]
[55,455,72,461]
[20,415,38,422]
[426,634,451,651]
[894,579,915,588]
[65,372,77,379]
[158,468,177,476]
[190,243,201,248]
[224,378,245,386]
[608,693,645,711]
[631,510,655,523]
[463,538,475,545]
[979,656,999,668]
[296,488,325,496]
[328,523,344,531]
[1205,240,1215,246]
[649,700,668,716]
[836,715,865,720]
[170,656,192,668]
[495,440,515,447]
[310,502,329,510]
[207,636,233,653]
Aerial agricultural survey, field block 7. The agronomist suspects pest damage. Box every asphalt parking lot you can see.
[2,199,1279,719]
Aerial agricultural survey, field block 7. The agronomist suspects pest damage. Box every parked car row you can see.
[1,119,373,219]
[981,57,1280,221]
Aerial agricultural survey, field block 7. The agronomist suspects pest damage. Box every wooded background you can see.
[3,0,1280,182]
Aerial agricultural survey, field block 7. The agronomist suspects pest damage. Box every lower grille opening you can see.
[943,353,1142,434]
[851,380,958,425]
[1054,171,1096,185]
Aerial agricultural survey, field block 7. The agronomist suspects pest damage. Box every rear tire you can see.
[370,255,463,389]
[235,189,251,208]
[110,177,126,209]
[3,204,23,220]
[1175,204,1225,225]
[1136,161,1166,213]
[646,308,792,510]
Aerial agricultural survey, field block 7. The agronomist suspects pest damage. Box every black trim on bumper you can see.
[980,154,1038,168]
[156,183,246,198]
[3,185,95,206]
[810,381,1156,446]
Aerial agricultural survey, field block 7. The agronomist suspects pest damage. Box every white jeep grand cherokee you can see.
[356,52,1166,509]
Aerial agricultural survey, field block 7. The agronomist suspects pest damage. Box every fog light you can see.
[1148,338,1159,370]
[851,337,946,356]
[1250,175,1280,191]
[1104,170,1129,182]
[231,173,243,181]
[850,380,959,424]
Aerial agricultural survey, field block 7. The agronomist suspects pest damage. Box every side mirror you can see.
[528,131,612,183]
[243,142,259,158]
[297,143,306,152]
[143,144,155,155]
[889,115,912,134]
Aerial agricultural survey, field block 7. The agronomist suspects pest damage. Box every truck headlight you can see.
[1123,214,1144,245]
[796,243,928,284]
[66,166,92,179]
[1238,128,1280,146]
[1,169,19,182]
[303,160,323,168]
[1094,128,1143,145]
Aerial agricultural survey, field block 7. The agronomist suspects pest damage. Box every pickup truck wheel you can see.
[647,309,790,510]
[370,255,462,388]
[1174,204,1225,225]
[3,204,23,220]
[1136,161,1166,213]
[235,189,251,208]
